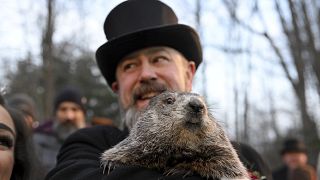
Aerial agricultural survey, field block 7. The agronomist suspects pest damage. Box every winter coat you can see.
[45,125,209,180]
[45,125,272,180]
[33,120,63,174]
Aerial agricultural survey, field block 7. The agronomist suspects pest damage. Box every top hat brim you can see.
[96,24,202,86]
[280,148,307,155]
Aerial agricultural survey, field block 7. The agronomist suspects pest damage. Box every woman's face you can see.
[0,105,16,180]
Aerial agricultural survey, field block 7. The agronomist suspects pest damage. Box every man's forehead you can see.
[121,46,180,61]
[57,102,82,109]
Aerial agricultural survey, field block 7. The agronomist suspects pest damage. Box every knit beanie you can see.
[53,87,86,113]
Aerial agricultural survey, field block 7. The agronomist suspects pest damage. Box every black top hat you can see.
[96,0,202,86]
[280,138,307,155]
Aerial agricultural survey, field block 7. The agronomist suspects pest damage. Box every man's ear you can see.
[187,61,196,78]
[111,82,119,93]
[185,61,196,90]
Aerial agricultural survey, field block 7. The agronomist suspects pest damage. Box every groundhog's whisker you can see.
[107,162,112,175]
[101,161,107,174]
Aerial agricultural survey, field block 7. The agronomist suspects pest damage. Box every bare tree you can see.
[41,0,55,117]
[242,57,252,143]
[221,0,320,165]
[268,0,319,165]
[268,90,282,139]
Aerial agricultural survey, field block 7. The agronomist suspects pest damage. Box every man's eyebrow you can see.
[122,47,168,60]
[0,123,15,137]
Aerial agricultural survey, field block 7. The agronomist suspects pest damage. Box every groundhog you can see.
[101,91,249,180]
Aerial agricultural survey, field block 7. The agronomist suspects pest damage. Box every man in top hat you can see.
[46,0,264,179]
[46,1,202,179]
[272,138,316,180]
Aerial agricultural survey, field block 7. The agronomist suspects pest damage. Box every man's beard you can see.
[120,80,168,130]
[119,104,140,131]
[53,120,78,142]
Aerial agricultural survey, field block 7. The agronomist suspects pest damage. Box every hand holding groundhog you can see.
[101,91,249,180]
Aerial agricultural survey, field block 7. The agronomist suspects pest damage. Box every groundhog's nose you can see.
[188,98,205,114]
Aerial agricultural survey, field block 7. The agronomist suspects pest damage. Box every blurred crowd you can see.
[1,86,114,179]
[1,88,318,180]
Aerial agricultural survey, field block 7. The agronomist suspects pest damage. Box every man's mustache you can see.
[132,81,167,103]
[60,119,75,124]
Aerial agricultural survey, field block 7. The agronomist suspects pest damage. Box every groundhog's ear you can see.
[111,82,119,93]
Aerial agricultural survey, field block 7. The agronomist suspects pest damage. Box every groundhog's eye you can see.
[165,97,175,105]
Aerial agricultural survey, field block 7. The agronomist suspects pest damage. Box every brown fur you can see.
[101,91,248,179]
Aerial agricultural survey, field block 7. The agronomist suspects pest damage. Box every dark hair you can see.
[232,142,273,180]
[8,108,43,180]
[8,93,37,121]
[0,93,5,105]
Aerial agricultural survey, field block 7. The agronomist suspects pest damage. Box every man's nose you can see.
[64,110,76,121]
[138,60,157,82]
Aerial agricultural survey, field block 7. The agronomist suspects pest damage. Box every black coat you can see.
[46,125,273,180]
[45,125,205,180]
[272,166,288,180]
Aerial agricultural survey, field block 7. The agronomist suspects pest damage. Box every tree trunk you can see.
[41,0,55,118]
[268,91,281,139]
[242,89,249,143]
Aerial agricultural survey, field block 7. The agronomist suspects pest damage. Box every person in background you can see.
[7,93,38,130]
[272,138,316,180]
[0,93,43,180]
[33,86,87,174]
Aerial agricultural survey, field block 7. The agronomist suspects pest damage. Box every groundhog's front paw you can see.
[100,159,116,175]
[100,151,117,175]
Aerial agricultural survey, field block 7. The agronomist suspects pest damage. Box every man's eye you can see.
[152,56,169,63]
[0,136,14,150]
[123,63,137,71]
[58,107,67,112]
[72,108,81,112]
